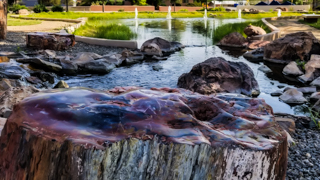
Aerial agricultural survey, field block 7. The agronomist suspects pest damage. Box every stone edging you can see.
[9,15,138,49]
[251,16,302,41]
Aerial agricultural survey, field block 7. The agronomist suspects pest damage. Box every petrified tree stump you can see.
[26,32,75,50]
[0,87,288,180]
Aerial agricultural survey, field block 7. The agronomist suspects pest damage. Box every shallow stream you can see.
[62,18,308,115]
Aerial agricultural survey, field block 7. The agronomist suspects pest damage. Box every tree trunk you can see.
[0,87,288,180]
[0,0,7,40]
[0,125,288,180]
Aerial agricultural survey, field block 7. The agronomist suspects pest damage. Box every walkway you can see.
[8,20,76,32]
[269,18,320,39]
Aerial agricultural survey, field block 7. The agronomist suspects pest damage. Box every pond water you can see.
[62,18,307,115]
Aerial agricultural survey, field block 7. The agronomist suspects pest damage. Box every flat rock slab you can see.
[26,32,75,51]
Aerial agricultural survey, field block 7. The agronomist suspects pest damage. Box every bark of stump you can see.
[26,32,75,51]
[0,87,288,180]
[0,0,7,40]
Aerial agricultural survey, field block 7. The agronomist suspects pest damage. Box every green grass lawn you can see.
[298,19,320,29]
[213,20,271,42]
[27,11,306,20]
[7,16,42,26]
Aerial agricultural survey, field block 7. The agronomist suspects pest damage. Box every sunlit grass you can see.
[213,20,271,42]
[26,11,306,20]
[7,16,42,26]
[298,19,320,29]
[73,22,136,40]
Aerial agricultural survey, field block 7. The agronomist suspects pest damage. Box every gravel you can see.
[286,122,320,180]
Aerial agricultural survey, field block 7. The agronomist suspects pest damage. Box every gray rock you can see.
[0,62,30,79]
[310,76,320,87]
[141,37,183,56]
[44,49,56,58]
[152,65,163,71]
[258,65,272,73]
[298,54,320,83]
[279,89,307,104]
[310,92,320,102]
[77,59,115,74]
[59,59,78,75]
[296,87,317,94]
[103,54,123,67]
[73,52,102,63]
[152,55,168,60]
[283,62,304,76]
[54,80,69,88]
[121,49,144,65]
[16,57,62,72]
[243,48,264,62]
[271,90,283,96]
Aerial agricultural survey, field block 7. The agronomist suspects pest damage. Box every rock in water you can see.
[217,32,248,48]
[0,79,39,118]
[0,87,287,179]
[140,37,183,56]
[26,32,75,51]
[16,57,62,72]
[177,57,260,96]
[258,65,272,73]
[264,32,320,63]
[53,80,69,88]
[298,54,320,83]
[282,61,304,76]
[280,89,307,104]
[244,25,266,37]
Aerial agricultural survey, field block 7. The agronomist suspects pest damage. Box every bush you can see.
[51,5,64,12]
[179,9,188,12]
[33,4,49,13]
[160,3,166,6]
[9,4,28,13]
[109,0,115,4]
[118,8,124,12]
[94,24,136,40]
[116,0,123,5]
[208,7,225,11]
[133,0,147,5]
[175,2,181,6]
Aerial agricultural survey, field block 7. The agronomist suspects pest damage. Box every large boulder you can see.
[282,61,304,76]
[217,32,248,48]
[177,57,260,96]
[26,32,76,51]
[244,25,266,37]
[264,32,320,63]
[298,54,320,83]
[279,89,307,104]
[140,37,183,56]
[0,87,288,179]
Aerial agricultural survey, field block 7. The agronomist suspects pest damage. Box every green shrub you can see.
[33,4,49,13]
[213,20,270,42]
[179,9,188,12]
[109,0,115,4]
[116,0,123,5]
[9,4,28,13]
[51,5,64,12]
[133,0,147,5]
[175,2,181,6]
[160,3,166,6]
[186,3,195,6]
[118,8,124,12]
[208,7,225,11]
[269,9,273,12]
[75,23,137,40]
